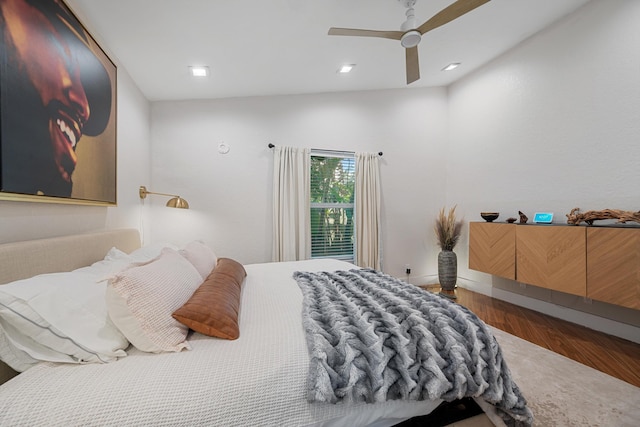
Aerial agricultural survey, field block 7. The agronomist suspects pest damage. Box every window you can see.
[310,151,355,261]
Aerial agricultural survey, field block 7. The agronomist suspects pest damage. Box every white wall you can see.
[0,69,151,244]
[149,88,449,279]
[447,0,640,337]
[147,1,640,341]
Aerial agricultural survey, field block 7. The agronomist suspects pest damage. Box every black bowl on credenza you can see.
[480,212,499,222]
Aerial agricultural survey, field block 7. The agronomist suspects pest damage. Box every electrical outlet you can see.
[519,283,526,289]
[405,264,411,275]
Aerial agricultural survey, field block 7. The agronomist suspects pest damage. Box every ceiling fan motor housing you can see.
[400,0,420,47]
[401,30,421,48]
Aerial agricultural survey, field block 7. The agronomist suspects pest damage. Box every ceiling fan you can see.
[328,0,491,84]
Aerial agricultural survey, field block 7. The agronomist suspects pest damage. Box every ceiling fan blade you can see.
[328,27,403,40]
[406,46,420,85]
[417,0,490,35]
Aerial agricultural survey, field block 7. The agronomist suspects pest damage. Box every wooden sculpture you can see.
[518,211,528,224]
[566,208,640,225]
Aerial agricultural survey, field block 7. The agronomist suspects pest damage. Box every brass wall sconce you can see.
[139,186,189,209]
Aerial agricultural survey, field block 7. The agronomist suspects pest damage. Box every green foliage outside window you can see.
[310,155,355,259]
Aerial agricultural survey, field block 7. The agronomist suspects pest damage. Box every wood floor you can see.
[422,286,640,388]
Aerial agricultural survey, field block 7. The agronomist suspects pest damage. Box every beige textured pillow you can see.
[106,248,202,353]
[180,240,217,280]
[172,258,246,340]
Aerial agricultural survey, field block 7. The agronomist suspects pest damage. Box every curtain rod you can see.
[267,143,382,157]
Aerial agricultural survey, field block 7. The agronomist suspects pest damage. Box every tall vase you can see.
[438,250,457,299]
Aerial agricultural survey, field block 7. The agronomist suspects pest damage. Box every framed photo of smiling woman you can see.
[0,0,117,205]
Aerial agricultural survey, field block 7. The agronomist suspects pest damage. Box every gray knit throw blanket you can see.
[293,268,533,427]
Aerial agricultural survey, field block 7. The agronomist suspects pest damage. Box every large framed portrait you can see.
[0,0,117,206]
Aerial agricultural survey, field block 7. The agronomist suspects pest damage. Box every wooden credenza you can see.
[516,225,586,297]
[586,227,640,310]
[468,222,640,310]
[468,222,516,280]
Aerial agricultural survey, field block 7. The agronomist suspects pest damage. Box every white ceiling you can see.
[66,0,591,102]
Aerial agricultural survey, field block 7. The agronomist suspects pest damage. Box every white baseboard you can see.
[401,274,435,286]
[455,277,493,296]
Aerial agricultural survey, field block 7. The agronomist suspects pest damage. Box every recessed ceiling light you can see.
[189,66,210,77]
[338,64,356,74]
[442,63,460,71]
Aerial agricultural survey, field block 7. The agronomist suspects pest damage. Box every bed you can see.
[0,229,532,426]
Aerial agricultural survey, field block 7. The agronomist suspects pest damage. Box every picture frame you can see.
[0,0,117,206]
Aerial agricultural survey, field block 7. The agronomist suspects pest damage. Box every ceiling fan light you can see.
[400,30,421,48]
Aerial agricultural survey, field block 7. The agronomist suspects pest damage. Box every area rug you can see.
[489,326,640,426]
[398,326,639,426]
[397,327,640,427]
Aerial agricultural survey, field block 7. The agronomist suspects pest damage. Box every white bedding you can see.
[0,259,443,427]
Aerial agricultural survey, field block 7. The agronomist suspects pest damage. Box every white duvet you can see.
[0,259,442,427]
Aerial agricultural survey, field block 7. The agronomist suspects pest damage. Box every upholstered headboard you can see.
[0,228,141,384]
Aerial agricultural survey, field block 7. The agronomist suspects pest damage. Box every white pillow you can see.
[106,248,202,353]
[179,240,217,280]
[127,242,179,263]
[0,320,76,372]
[104,246,130,261]
[74,247,136,277]
[0,321,41,372]
[0,271,129,367]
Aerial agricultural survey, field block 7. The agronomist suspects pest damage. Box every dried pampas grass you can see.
[434,206,463,251]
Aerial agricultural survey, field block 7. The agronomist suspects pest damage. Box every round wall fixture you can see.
[218,142,230,154]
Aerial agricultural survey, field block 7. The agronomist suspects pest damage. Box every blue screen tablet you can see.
[533,212,553,223]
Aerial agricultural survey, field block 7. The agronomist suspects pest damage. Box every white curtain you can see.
[272,146,310,262]
[355,152,381,270]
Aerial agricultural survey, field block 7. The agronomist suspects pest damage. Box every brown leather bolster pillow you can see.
[172,258,247,340]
